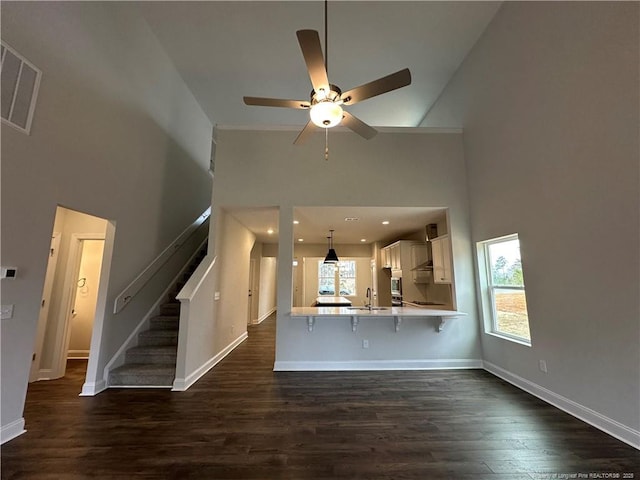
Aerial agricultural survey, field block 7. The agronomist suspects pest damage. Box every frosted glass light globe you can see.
[310,102,343,128]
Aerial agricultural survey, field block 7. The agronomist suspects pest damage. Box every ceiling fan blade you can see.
[341,111,377,140]
[296,30,330,93]
[341,68,412,106]
[293,120,318,145]
[244,97,310,109]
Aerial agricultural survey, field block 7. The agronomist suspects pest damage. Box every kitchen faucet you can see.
[365,287,372,311]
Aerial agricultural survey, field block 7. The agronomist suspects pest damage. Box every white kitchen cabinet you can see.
[381,246,391,268]
[431,235,452,284]
[381,242,402,270]
[390,243,401,270]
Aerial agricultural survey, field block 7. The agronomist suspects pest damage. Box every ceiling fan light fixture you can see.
[310,101,343,128]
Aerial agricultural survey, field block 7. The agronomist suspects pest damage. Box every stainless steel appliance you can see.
[391,277,402,306]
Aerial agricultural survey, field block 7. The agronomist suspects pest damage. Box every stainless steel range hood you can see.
[411,223,438,271]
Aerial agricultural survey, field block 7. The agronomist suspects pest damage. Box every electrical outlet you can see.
[539,360,548,373]
[214,291,220,300]
[362,339,369,349]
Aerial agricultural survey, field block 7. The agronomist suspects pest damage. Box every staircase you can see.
[108,242,207,388]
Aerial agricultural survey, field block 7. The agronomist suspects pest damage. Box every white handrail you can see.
[176,255,217,302]
[113,207,211,314]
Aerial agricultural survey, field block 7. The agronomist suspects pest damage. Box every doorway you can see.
[248,258,257,325]
[31,206,110,384]
[66,238,105,361]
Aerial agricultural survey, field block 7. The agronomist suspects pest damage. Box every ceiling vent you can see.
[344,217,360,222]
[1,42,41,134]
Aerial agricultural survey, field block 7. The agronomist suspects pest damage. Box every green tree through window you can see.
[479,235,531,343]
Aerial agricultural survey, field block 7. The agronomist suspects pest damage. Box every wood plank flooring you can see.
[2,313,639,479]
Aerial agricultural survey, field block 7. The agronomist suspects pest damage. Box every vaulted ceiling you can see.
[139,1,502,243]
[140,1,501,130]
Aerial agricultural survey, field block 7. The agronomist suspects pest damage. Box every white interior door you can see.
[248,258,256,325]
[29,233,61,382]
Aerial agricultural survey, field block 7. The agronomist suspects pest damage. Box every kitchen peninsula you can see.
[290,305,466,333]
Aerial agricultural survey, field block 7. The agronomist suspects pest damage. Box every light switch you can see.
[214,291,221,301]
[1,305,14,320]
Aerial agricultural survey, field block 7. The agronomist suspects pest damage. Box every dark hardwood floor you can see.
[2,313,639,479]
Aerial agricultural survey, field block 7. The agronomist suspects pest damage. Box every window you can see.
[477,234,531,344]
[317,260,356,296]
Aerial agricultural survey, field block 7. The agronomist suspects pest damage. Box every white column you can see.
[274,206,293,365]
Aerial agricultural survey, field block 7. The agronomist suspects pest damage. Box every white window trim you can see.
[477,234,531,346]
[317,259,357,297]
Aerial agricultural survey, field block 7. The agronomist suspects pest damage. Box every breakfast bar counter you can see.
[290,306,466,333]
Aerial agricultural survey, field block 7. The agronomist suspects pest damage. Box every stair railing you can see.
[113,207,211,314]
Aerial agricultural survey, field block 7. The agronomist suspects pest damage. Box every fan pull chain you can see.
[325,128,329,161]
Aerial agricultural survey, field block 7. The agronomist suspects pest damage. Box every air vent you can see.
[344,217,360,222]
[1,42,41,134]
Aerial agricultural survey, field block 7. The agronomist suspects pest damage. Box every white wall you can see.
[1,2,212,442]
[215,210,255,349]
[257,257,277,322]
[213,129,480,369]
[424,2,639,443]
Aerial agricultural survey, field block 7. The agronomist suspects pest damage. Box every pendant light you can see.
[323,229,339,264]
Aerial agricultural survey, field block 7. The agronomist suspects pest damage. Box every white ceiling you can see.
[139,1,501,130]
[225,206,446,244]
[139,1,501,245]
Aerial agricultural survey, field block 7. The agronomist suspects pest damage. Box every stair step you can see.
[150,315,179,330]
[109,363,175,386]
[138,329,179,346]
[106,243,213,389]
[159,303,180,315]
[125,345,177,365]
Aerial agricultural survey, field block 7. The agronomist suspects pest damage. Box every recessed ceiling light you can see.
[298,238,304,242]
[267,228,274,234]
[382,221,390,225]
[360,239,367,242]
[293,220,299,224]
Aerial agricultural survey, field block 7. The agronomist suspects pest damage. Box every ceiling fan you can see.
[243,1,412,145]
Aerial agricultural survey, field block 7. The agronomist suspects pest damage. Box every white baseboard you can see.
[1,418,26,444]
[172,332,249,391]
[483,361,640,450]
[79,379,107,396]
[36,368,54,381]
[67,350,90,360]
[253,307,276,325]
[274,358,483,371]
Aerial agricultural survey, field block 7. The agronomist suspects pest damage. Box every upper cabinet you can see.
[381,241,402,270]
[431,234,452,284]
[381,241,428,278]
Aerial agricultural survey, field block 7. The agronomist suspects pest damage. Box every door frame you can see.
[30,232,61,382]
[248,258,257,325]
[51,233,105,379]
